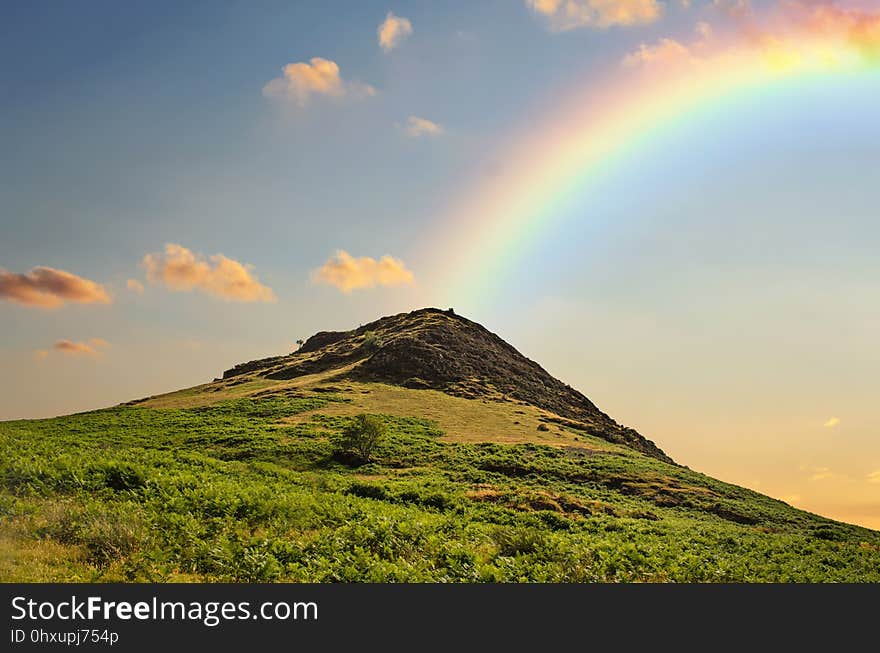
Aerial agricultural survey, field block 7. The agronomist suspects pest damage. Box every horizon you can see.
[2,0,879,530]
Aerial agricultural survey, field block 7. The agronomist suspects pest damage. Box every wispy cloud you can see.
[48,338,110,357]
[620,2,880,71]
[868,470,880,484]
[696,20,712,40]
[623,37,691,67]
[622,20,711,68]
[312,250,415,293]
[178,338,204,351]
[127,279,144,294]
[0,266,111,309]
[143,243,276,303]
[791,1,880,60]
[808,466,835,481]
[526,0,664,32]
[378,12,413,52]
[713,0,751,19]
[403,116,444,137]
[824,417,841,428]
[262,57,376,108]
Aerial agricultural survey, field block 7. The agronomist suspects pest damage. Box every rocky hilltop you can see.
[222,308,672,462]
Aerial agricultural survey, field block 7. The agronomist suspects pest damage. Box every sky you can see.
[1,0,879,528]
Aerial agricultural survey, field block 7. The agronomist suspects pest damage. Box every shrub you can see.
[338,414,386,463]
[100,463,147,492]
[347,482,388,500]
[362,332,383,351]
[492,526,546,556]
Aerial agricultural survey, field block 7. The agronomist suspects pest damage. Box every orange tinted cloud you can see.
[378,12,413,52]
[404,116,444,137]
[622,1,880,71]
[788,1,880,59]
[623,37,691,67]
[312,250,415,293]
[143,244,276,303]
[127,279,144,294]
[0,266,111,308]
[51,338,110,357]
[527,0,664,31]
[263,57,376,107]
[622,21,713,68]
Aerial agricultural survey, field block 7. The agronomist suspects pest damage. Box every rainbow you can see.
[424,5,880,307]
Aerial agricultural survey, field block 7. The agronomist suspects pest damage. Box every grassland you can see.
[1,379,878,582]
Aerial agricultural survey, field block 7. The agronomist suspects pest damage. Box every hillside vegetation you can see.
[1,309,878,582]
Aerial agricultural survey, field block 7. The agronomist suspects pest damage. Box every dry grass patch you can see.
[136,363,360,409]
[0,514,83,582]
[279,382,618,451]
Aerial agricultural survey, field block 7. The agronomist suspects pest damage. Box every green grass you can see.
[1,392,878,582]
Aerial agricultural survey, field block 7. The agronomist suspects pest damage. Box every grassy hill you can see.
[2,309,878,582]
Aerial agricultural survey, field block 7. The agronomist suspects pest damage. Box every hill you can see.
[221,308,671,461]
[1,308,878,582]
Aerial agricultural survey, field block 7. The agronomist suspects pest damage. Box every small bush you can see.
[100,463,147,492]
[362,332,383,351]
[810,524,846,542]
[338,414,386,463]
[492,526,546,556]
[348,482,388,500]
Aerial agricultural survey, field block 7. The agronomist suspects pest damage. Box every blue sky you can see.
[2,0,879,527]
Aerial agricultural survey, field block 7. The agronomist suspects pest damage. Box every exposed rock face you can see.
[221,307,673,463]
